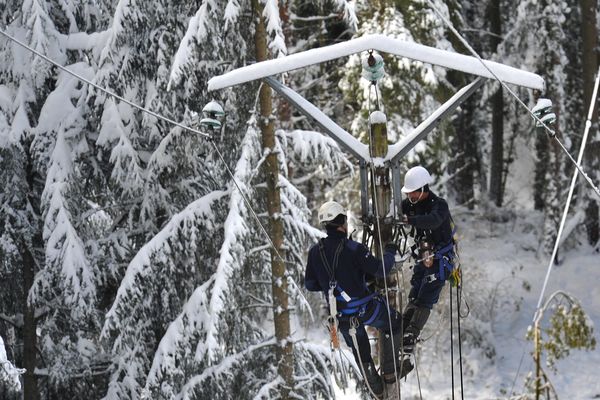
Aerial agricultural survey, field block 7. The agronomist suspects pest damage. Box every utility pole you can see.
[369,107,401,331]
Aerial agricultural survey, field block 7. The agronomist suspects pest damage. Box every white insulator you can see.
[202,100,225,117]
[362,53,385,82]
[531,98,553,114]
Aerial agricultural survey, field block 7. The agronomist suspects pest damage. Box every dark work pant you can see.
[337,296,402,365]
[409,262,446,309]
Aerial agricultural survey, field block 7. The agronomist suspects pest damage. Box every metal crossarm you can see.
[386,78,485,164]
[263,77,370,162]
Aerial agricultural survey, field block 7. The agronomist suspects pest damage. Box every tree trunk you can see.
[487,0,504,206]
[445,5,479,208]
[253,2,294,397]
[580,0,599,246]
[22,242,38,400]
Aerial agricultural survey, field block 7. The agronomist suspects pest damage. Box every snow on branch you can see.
[279,129,354,174]
[168,0,217,89]
[102,189,227,338]
[175,338,276,400]
[278,174,323,242]
[143,277,215,398]
[31,65,96,318]
[261,0,287,58]
[198,118,261,362]
[331,0,358,31]
[0,335,24,392]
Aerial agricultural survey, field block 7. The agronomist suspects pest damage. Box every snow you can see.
[202,100,224,115]
[0,335,24,392]
[168,1,213,89]
[369,110,387,125]
[102,189,227,337]
[208,34,545,91]
[532,98,553,114]
[265,77,370,161]
[303,210,600,399]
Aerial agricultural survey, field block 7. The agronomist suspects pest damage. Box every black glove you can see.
[384,242,398,253]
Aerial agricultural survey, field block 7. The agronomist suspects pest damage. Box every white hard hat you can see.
[401,166,432,193]
[318,201,347,224]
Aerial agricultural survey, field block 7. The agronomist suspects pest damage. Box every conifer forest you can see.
[0,1,598,399]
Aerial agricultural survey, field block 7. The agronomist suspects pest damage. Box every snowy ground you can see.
[303,207,600,400]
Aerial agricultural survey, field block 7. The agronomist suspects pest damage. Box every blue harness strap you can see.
[433,226,457,281]
[337,292,378,316]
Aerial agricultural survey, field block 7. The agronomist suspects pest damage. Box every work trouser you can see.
[337,295,402,365]
[408,261,446,309]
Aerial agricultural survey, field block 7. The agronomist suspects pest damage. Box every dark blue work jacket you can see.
[305,229,395,311]
[402,191,453,248]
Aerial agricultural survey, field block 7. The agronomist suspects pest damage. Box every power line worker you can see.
[400,166,456,353]
[305,201,406,398]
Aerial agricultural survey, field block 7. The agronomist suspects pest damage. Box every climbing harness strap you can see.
[421,223,458,282]
[318,239,346,350]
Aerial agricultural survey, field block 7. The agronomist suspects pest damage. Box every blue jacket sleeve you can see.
[407,198,449,230]
[304,248,322,292]
[353,243,395,278]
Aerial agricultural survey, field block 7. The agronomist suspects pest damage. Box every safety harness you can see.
[421,226,458,284]
[318,239,379,322]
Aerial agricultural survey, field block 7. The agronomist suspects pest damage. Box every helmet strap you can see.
[408,187,424,205]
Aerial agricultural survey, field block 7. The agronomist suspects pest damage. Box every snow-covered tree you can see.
[98,1,357,399]
[0,335,24,393]
[500,0,577,252]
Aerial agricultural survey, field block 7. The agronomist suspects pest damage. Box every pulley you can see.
[362,51,385,83]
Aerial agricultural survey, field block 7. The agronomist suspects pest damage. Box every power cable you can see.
[423,3,600,395]
[0,29,210,139]
[424,0,600,200]
[0,26,312,310]
[456,284,465,400]
[534,66,600,318]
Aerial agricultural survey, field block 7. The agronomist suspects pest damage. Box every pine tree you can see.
[578,0,599,247]
[99,1,356,399]
[501,0,573,251]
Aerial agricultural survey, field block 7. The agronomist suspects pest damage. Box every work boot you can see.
[402,305,430,353]
[380,331,402,383]
[398,354,414,379]
[361,362,384,398]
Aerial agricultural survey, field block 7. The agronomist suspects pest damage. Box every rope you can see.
[456,284,465,400]
[423,0,600,200]
[349,317,383,399]
[534,66,600,319]
[413,349,424,400]
[509,345,528,397]
[367,81,402,400]
[450,285,455,400]
[0,26,313,310]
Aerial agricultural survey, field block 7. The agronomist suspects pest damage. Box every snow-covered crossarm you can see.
[208,34,545,91]
[386,78,485,163]
[264,77,370,162]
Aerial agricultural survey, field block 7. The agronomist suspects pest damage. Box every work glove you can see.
[384,242,398,254]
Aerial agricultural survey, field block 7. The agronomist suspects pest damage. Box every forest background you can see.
[0,0,598,399]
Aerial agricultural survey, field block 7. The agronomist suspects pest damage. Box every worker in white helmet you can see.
[305,201,408,397]
[399,165,456,354]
